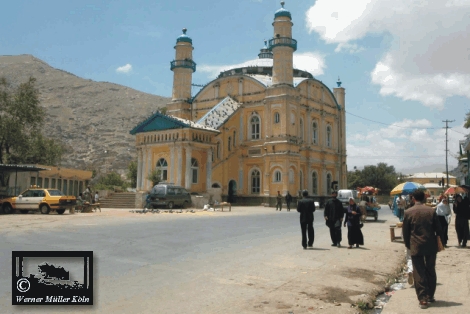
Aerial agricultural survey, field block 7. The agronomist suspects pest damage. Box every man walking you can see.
[324,190,344,247]
[276,191,282,211]
[285,191,293,212]
[297,190,315,249]
[403,190,443,309]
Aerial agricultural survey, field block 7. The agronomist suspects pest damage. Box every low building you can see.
[0,164,92,197]
[406,172,457,196]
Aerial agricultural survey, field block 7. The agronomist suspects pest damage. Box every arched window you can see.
[326,125,332,147]
[312,121,318,144]
[312,172,318,195]
[289,169,294,184]
[251,169,261,194]
[251,116,260,139]
[274,170,282,182]
[327,173,332,195]
[156,158,168,181]
[233,131,236,147]
[191,158,199,184]
[274,112,280,123]
[228,137,231,151]
[299,118,304,141]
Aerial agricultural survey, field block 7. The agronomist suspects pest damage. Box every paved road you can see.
[0,206,396,313]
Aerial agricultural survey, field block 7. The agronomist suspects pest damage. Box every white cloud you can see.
[346,119,465,172]
[334,43,364,54]
[116,64,132,74]
[198,52,326,78]
[306,0,470,108]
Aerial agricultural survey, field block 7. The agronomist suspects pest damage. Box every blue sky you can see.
[1,0,469,173]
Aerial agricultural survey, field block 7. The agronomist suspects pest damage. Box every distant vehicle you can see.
[148,183,191,209]
[337,189,358,209]
[0,186,77,214]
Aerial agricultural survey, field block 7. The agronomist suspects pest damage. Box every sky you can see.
[1,0,469,174]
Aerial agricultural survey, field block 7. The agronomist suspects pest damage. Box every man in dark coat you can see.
[285,191,293,212]
[324,190,344,247]
[403,190,443,309]
[297,190,315,249]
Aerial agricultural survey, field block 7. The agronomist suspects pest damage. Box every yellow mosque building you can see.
[130,2,347,205]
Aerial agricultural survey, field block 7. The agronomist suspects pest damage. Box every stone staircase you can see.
[100,192,136,209]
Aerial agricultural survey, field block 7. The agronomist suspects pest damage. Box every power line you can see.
[449,128,467,135]
[345,111,438,130]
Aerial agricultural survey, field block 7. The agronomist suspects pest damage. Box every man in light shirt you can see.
[433,197,451,247]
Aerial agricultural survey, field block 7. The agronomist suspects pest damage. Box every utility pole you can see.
[442,120,455,188]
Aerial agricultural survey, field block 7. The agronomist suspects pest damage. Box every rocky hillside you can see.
[0,54,170,174]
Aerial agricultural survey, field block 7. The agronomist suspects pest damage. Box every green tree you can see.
[127,160,137,188]
[347,163,399,194]
[0,77,63,164]
[147,169,161,186]
[465,110,470,129]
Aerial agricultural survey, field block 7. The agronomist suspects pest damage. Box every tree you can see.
[0,77,64,164]
[147,169,162,186]
[127,160,137,188]
[465,110,470,129]
[347,163,399,193]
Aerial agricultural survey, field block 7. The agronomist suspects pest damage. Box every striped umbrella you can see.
[390,182,427,196]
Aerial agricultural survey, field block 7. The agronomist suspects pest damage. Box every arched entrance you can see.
[228,180,237,203]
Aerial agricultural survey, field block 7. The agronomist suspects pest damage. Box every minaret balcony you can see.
[170,59,197,72]
[268,37,297,51]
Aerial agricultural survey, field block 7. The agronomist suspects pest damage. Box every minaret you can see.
[333,77,347,188]
[270,1,296,86]
[167,28,196,120]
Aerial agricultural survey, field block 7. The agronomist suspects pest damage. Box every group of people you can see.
[295,190,364,250]
[77,186,99,207]
[275,191,293,211]
[401,189,470,309]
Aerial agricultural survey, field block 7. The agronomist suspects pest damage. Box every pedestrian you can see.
[94,192,99,204]
[402,190,443,309]
[398,195,406,222]
[84,186,92,204]
[433,197,451,247]
[144,192,152,209]
[276,191,282,211]
[297,190,316,249]
[324,190,344,247]
[285,191,293,212]
[343,197,364,249]
[453,195,469,247]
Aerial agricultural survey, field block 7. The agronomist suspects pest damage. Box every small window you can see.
[167,188,175,195]
[274,112,280,123]
[191,158,199,184]
[326,125,332,147]
[312,121,318,144]
[228,137,231,151]
[274,170,282,182]
[251,116,260,139]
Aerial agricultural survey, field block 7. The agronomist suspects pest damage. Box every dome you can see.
[176,28,192,44]
[274,1,291,19]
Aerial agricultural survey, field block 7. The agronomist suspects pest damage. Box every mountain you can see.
[0,54,170,174]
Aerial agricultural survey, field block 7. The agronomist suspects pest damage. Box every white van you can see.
[337,189,358,208]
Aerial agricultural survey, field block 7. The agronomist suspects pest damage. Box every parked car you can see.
[148,183,191,209]
[0,187,77,214]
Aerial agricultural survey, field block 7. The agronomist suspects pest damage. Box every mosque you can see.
[130,2,347,204]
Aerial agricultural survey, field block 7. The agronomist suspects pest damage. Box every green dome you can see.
[176,28,192,44]
[275,1,291,19]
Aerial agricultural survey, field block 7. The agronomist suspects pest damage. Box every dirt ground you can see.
[1,207,408,313]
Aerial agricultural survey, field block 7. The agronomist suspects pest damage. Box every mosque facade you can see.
[130,2,347,204]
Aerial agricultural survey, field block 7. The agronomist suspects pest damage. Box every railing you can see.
[170,59,196,72]
[268,37,297,51]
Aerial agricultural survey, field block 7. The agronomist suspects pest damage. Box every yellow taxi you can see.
[0,186,76,214]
